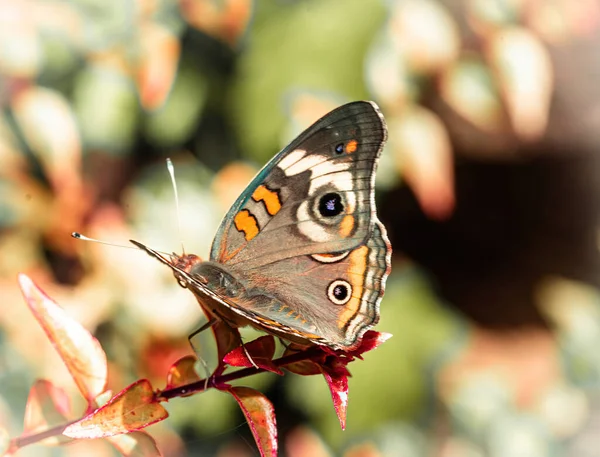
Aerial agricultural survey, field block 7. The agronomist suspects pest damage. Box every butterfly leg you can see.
[188,317,218,343]
[215,316,260,369]
[188,313,260,370]
[278,338,291,349]
[239,336,260,370]
[187,317,218,384]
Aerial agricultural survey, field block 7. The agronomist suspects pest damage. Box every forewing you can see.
[210,101,387,270]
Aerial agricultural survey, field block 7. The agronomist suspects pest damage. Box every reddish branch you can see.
[9,345,324,450]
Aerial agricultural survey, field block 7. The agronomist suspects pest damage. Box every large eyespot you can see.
[318,192,344,217]
[327,279,352,305]
[335,143,344,154]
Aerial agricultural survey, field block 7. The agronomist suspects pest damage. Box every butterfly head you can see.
[171,253,201,274]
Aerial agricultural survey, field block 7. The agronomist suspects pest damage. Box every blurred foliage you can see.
[1,0,599,456]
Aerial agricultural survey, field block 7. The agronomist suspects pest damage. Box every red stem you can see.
[156,346,323,401]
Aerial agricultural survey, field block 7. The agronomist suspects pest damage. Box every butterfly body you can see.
[137,101,392,351]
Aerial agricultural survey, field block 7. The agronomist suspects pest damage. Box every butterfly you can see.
[132,101,392,351]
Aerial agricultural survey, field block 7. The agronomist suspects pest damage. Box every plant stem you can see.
[9,419,79,452]
[8,346,324,451]
[156,346,322,401]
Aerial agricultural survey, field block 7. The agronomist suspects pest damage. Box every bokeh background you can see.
[1,0,600,456]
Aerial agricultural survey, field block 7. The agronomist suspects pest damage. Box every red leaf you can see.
[107,431,162,457]
[63,380,168,439]
[282,359,322,376]
[18,274,108,405]
[281,347,322,376]
[282,331,391,430]
[223,336,283,375]
[180,0,254,46]
[228,386,277,457]
[211,321,243,374]
[136,23,180,110]
[319,364,349,430]
[165,355,201,391]
[347,331,392,357]
[23,380,72,444]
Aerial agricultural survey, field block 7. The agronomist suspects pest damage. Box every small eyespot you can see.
[318,192,343,217]
[335,143,344,154]
[328,280,352,305]
[345,139,358,153]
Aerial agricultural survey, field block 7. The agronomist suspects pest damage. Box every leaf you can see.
[136,23,180,111]
[210,321,243,374]
[228,387,277,457]
[439,57,505,133]
[23,380,72,445]
[316,331,391,430]
[74,65,139,153]
[0,3,41,78]
[95,390,114,407]
[180,0,254,46]
[284,332,391,429]
[0,427,9,456]
[165,355,201,391]
[18,274,108,405]
[319,364,349,430]
[347,331,393,357]
[281,346,322,376]
[488,27,552,141]
[11,86,82,189]
[142,64,208,147]
[107,431,162,457]
[63,380,168,439]
[388,107,454,220]
[384,0,460,74]
[223,336,283,375]
[282,359,322,376]
[364,31,410,114]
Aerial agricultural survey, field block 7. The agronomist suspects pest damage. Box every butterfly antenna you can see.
[72,232,172,257]
[166,158,186,255]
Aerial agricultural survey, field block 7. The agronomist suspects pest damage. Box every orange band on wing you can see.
[234,209,259,241]
[339,215,355,237]
[345,139,358,153]
[337,246,368,329]
[252,185,282,216]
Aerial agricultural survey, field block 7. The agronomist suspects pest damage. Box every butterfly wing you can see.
[200,101,391,349]
[210,101,387,269]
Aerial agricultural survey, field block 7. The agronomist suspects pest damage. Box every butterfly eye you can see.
[318,192,344,217]
[334,143,344,154]
[328,280,352,305]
